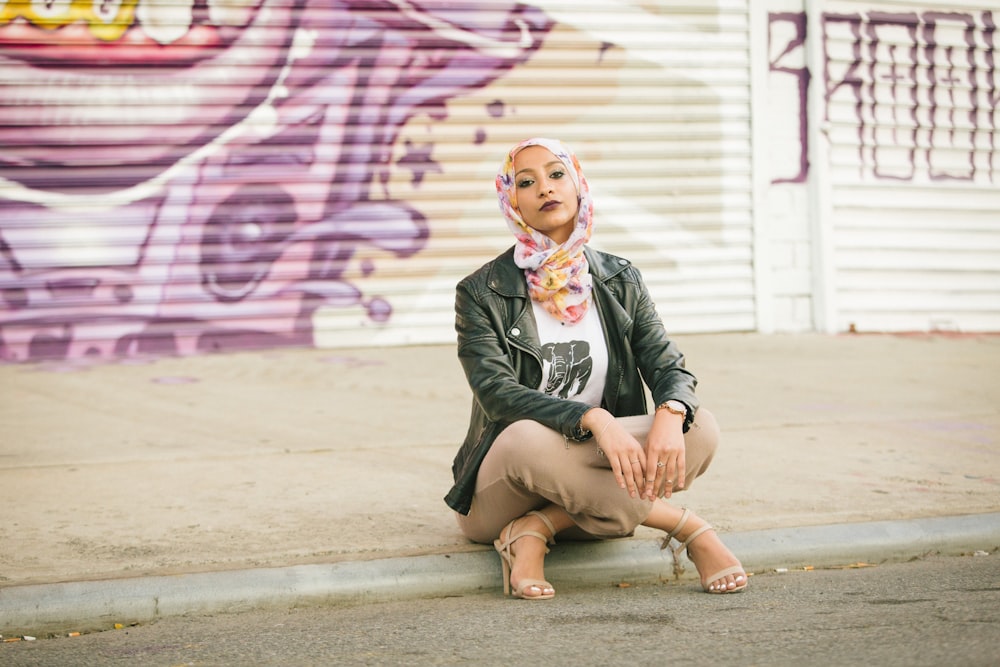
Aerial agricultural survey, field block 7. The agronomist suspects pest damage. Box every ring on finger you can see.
[656,461,666,468]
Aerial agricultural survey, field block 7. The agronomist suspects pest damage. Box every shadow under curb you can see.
[2,512,998,636]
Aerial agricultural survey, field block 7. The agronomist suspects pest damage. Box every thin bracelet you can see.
[595,417,615,444]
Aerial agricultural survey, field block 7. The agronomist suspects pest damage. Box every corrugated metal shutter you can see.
[318,1,757,347]
[0,1,755,361]
[817,0,1000,332]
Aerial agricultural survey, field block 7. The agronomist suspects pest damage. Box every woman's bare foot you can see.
[505,513,555,598]
[644,501,747,593]
[685,528,746,592]
[495,506,574,599]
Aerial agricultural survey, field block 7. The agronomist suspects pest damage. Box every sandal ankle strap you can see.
[496,529,551,555]
[660,507,692,550]
[659,507,717,580]
[527,510,557,545]
[677,523,714,553]
[496,509,558,555]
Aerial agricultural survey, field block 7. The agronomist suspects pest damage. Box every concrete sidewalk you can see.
[2,333,999,634]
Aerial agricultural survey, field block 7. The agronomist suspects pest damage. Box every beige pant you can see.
[455,409,720,543]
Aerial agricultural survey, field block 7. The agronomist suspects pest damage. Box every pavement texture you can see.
[1,332,999,635]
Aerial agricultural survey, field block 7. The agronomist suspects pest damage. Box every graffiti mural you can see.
[7,3,991,360]
[0,1,552,361]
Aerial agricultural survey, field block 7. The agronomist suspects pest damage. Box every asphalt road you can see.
[3,552,999,666]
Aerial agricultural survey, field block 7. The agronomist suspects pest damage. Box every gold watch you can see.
[657,400,687,417]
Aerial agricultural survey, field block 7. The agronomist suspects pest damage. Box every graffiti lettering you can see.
[823,9,997,183]
[768,12,810,185]
[769,9,997,185]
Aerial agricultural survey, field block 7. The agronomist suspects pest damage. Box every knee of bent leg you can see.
[492,420,551,463]
[691,407,720,453]
[490,419,564,478]
[685,407,720,481]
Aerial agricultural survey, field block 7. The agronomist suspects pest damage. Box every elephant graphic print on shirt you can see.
[540,341,593,399]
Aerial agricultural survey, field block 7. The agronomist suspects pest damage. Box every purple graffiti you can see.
[769,12,810,184]
[823,9,997,182]
[769,9,996,185]
[0,1,553,361]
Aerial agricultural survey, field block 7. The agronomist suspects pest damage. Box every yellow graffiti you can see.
[1,0,139,42]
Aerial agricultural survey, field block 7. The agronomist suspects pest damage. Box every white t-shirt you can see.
[531,299,608,408]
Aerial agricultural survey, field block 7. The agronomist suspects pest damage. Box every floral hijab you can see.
[496,138,594,325]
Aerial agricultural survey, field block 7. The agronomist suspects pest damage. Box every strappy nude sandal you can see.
[661,507,747,594]
[494,510,557,600]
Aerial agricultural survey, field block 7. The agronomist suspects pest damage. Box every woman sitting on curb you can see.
[444,137,747,599]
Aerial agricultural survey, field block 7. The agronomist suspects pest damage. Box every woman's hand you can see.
[582,408,648,498]
[643,410,687,499]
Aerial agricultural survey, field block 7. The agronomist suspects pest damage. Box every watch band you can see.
[656,399,688,417]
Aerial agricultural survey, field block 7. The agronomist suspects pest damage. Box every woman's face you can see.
[512,145,580,244]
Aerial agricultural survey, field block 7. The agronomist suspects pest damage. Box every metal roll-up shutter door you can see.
[818,1,1000,333]
[0,2,755,362]
[315,1,757,347]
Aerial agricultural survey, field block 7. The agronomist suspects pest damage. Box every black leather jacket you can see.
[445,245,699,515]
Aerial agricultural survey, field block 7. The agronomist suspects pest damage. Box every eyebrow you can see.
[514,160,564,178]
